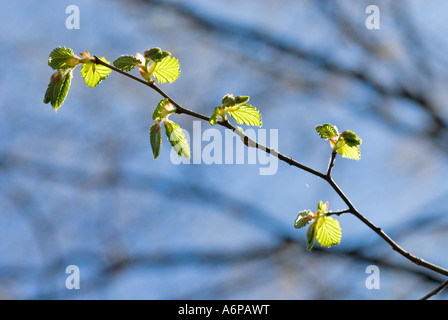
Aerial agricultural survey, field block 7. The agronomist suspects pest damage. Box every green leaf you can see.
[294,210,313,229]
[316,216,342,248]
[144,48,172,62]
[150,121,162,159]
[234,95,250,105]
[152,56,180,83]
[336,142,360,160]
[145,48,161,58]
[316,124,339,140]
[153,98,171,121]
[113,55,140,71]
[80,57,111,87]
[153,51,171,63]
[340,130,362,147]
[209,107,221,125]
[48,47,75,70]
[306,221,317,251]
[153,98,175,121]
[164,120,191,158]
[43,69,72,111]
[222,94,236,107]
[227,104,262,127]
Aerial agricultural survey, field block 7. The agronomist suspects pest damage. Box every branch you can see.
[92,56,448,279]
[420,279,448,300]
[93,56,326,179]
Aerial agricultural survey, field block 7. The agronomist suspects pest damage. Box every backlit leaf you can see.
[336,143,360,160]
[316,216,342,248]
[113,55,140,71]
[227,104,262,127]
[294,210,313,229]
[48,47,75,70]
[152,56,180,83]
[316,124,339,140]
[164,120,190,158]
[80,57,111,87]
[150,121,162,159]
[43,69,72,111]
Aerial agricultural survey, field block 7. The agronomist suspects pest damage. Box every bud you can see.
[135,52,145,65]
[50,70,64,82]
[65,54,81,67]
[78,50,92,63]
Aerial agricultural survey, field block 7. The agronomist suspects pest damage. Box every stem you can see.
[92,56,448,278]
[326,151,337,177]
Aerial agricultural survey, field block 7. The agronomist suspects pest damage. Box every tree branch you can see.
[92,55,448,279]
[93,56,326,179]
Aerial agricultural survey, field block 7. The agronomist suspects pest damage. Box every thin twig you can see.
[326,209,351,217]
[92,55,448,278]
[420,279,448,300]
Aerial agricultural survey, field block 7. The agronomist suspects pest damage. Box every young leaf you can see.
[150,121,162,159]
[43,69,73,111]
[316,124,339,140]
[222,94,236,107]
[294,210,313,229]
[234,95,250,105]
[80,57,111,87]
[340,130,362,147]
[227,104,262,127]
[317,201,328,213]
[153,98,169,121]
[316,216,342,248]
[144,48,162,60]
[152,56,180,83]
[336,143,361,160]
[153,51,171,63]
[164,120,191,158]
[209,107,221,125]
[113,55,140,71]
[48,47,75,70]
[306,221,317,251]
